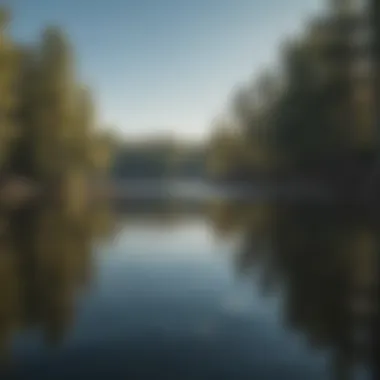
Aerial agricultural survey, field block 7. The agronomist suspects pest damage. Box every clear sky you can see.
[8,0,324,141]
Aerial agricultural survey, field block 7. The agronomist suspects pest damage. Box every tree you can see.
[33,26,77,181]
[207,118,247,180]
[0,8,18,171]
[71,86,95,170]
[11,47,39,177]
[208,0,373,184]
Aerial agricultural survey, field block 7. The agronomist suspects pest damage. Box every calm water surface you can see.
[0,198,374,379]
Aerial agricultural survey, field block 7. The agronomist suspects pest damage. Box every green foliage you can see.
[0,7,114,194]
[208,1,375,180]
[0,8,18,170]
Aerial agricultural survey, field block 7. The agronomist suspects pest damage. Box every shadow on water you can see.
[0,191,377,379]
[0,196,115,373]
[208,200,377,380]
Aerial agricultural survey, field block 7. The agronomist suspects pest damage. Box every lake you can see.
[0,196,375,379]
[106,179,334,202]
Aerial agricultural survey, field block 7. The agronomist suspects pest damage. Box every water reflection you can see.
[0,196,377,379]
[208,201,377,379]
[0,197,114,369]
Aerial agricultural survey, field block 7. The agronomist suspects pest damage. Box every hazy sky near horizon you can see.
[9,0,324,140]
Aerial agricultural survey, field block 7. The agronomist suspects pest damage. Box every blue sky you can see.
[8,0,323,140]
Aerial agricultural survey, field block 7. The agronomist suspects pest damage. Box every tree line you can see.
[0,8,113,197]
[207,0,376,195]
[111,137,206,180]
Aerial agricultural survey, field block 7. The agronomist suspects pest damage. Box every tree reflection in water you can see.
[0,196,377,379]
[209,201,377,380]
[0,196,114,368]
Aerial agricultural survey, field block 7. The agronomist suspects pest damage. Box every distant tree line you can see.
[207,0,376,194]
[111,137,206,180]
